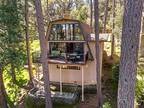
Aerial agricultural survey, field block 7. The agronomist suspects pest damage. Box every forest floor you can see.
[19,81,117,108]
[78,80,117,108]
[78,94,97,108]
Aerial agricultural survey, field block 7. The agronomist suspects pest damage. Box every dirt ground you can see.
[78,94,98,108]
[78,82,117,108]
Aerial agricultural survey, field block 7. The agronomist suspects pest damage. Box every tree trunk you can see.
[10,64,17,84]
[34,0,52,108]
[94,0,102,107]
[25,0,33,85]
[90,0,93,30]
[119,0,123,6]
[118,0,143,108]
[103,0,109,33]
[110,0,116,59]
[46,0,50,22]
[0,65,9,108]
[140,15,144,57]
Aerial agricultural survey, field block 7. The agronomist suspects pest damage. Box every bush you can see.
[32,51,41,63]
[102,102,112,108]
[136,67,144,104]
[111,64,119,91]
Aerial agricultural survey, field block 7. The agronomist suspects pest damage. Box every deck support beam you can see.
[82,66,84,102]
[60,66,63,95]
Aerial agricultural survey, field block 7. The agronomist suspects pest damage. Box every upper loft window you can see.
[49,23,84,41]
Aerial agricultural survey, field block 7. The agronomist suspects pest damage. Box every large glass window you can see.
[49,23,84,41]
[66,43,84,63]
[49,43,66,60]
[49,42,84,63]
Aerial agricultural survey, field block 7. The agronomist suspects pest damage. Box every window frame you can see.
[48,23,85,42]
[48,42,86,64]
[47,20,94,65]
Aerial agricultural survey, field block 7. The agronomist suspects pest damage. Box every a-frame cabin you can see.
[46,18,110,87]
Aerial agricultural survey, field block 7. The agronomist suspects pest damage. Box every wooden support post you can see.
[82,66,84,102]
[60,66,63,95]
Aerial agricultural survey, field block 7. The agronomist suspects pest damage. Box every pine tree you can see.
[0,0,26,83]
[94,0,102,107]
[35,0,52,108]
[25,0,33,86]
[103,0,109,33]
[118,0,143,107]
[0,65,9,108]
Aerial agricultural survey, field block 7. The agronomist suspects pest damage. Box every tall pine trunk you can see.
[118,0,143,108]
[10,64,17,84]
[140,14,144,57]
[25,0,33,85]
[0,65,9,108]
[103,0,109,33]
[46,0,50,22]
[34,0,52,108]
[111,0,115,59]
[119,0,123,6]
[94,0,102,107]
[90,0,93,30]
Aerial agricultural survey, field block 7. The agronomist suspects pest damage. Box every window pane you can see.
[49,23,84,41]
[49,42,85,63]
[74,23,84,40]
[49,43,66,60]
[66,43,84,63]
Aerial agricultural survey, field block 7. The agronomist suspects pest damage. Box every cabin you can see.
[46,18,110,87]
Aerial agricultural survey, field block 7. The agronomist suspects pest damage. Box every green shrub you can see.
[136,66,144,104]
[32,51,41,63]
[102,102,112,108]
[111,64,119,91]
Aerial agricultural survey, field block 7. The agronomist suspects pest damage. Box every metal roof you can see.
[89,33,111,42]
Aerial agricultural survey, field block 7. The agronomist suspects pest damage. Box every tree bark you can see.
[140,15,144,57]
[90,0,93,30]
[118,0,122,6]
[25,0,33,85]
[94,0,102,107]
[0,65,9,108]
[118,0,143,108]
[34,0,52,108]
[10,64,17,84]
[46,0,50,22]
[103,0,109,33]
[110,0,116,59]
